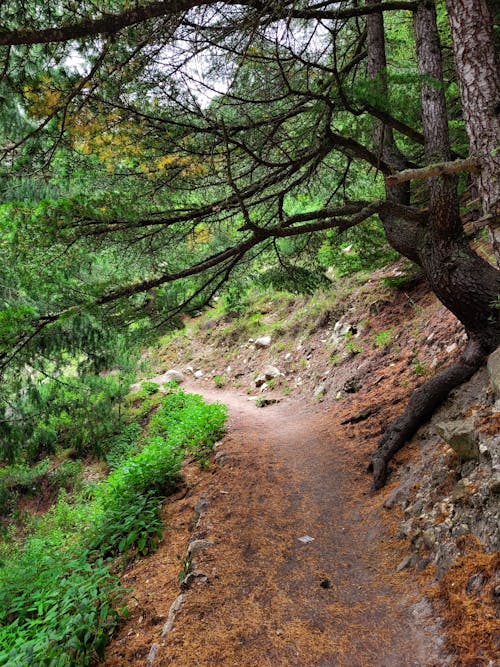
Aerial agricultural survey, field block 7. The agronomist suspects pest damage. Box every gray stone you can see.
[487,346,500,399]
[254,335,271,348]
[188,539,214,558]
[264,365,281,380]
[422,528,436,550]
[436,419,479,461]
[162,369,185,384]
[194,370,204,378]
[161,594,184,636]
[181,570,208,590]
[193,493,209,527]
[466,572,485,596]
[397,555,413,572]
[146,643,160,666]
[488,473,500,494]
[214,451,230,467]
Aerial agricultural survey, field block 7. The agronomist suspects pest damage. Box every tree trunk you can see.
[369,0,500,488]
[446,0,500,264]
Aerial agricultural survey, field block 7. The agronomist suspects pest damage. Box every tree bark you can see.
[446,0,500,264]
[369,0,500,488]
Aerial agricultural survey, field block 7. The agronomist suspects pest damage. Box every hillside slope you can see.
[104,262,499,666]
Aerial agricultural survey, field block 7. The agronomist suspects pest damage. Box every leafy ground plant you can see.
[0,388,227,666]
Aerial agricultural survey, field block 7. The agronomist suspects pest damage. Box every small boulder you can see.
[188,539,214,558]
[255,335,272,348]
[264,365,281,380]
[163,369,185,384]
[435,419,479,461]
[194,370,204,378]
[488,473,500,495]
[487,346,500,399]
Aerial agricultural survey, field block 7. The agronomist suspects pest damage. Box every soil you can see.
[102,382,447,667]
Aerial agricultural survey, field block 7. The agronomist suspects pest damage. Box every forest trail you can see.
[103,383,446,667]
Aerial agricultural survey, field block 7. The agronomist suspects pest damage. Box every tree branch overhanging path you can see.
[0,0,498,489]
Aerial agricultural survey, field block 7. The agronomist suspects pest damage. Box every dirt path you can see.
[103,384,446,667]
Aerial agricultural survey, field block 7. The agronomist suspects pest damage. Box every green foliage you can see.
[0,550,124,667]
[224,280,249,314]
[0,460,49,519]
[0,388,227,666]
[139,381,160,395]
[212,375,228,388]
[256,264,331,295]
[374,329,394,349]
[0,373,130,464]
[105,423,142,470]
[318,219,399,277]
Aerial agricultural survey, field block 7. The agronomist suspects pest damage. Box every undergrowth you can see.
[0,388,227,666]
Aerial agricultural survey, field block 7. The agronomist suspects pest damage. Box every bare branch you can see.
[385,157,480,186]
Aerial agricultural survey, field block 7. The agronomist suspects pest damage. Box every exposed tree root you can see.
[370,339,486,489]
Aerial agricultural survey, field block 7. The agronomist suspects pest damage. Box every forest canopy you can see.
[0,0,498,486]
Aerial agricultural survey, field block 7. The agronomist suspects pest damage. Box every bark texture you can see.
[446,0,500,261]
[369,0,500,488]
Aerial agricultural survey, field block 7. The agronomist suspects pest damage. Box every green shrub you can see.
[212,375,228,388]
[105,423,142,469]
[374,329,394,349]
[0,550,124,667]
[0,387,227,665]
[138,380,160,395]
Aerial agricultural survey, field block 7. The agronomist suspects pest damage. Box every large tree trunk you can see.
[369,0,500,489]
[446,0,500,264]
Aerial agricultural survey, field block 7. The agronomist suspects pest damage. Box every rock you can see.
[193,493,209,527]
[487,346,500,399]
[161,594,185,636]
[383,484,408,510]
[466,572,486,596]
[397,555,413,572]
[188,539,214,558]
[445,343,458,354]
[452,523,470,537]
[329,321,356,346]
[488,473,500,495]
[451,480,473,502]
[422,528,436,550]
[343,377,361,394]
[436,419,479,461]
[264,365,281,380]
[146,643,160,666]
[194,370,204,378]
[214,451,230,467]
[199,318,217,331]
[163,369,185,384]
[255,374,266,387]
[256,397,278,407]
[181,570,208,590]
[254,335,271,348]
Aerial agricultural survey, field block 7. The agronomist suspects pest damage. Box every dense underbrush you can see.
[0,386,227,667]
